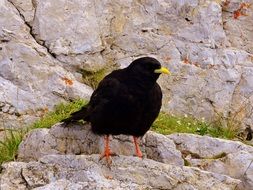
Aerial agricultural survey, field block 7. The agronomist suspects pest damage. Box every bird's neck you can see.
[124,67,159,93]
[130,75,157,93]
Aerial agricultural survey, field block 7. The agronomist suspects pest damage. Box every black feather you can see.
[61,105,89,124]
[62,57,165,137]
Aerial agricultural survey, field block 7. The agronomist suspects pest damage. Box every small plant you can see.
[0,129,24,164]
[233,2,251,19]
[211,105,244,140]
[0,100,246,165]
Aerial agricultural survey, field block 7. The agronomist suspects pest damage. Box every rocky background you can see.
[1,0,253,189]
[0,0,253,130]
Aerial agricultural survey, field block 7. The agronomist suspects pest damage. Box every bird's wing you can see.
[141,83,162,126]
[89,76,121,107]
[61,77,120,124]
[61,76,122,124]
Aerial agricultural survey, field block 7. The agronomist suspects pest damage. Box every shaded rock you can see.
[18,123,184,166]
[1,154,241,190]
[189,151,253,190]
[168,133,253,189]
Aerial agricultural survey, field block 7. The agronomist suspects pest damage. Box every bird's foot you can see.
[99,151,118,168]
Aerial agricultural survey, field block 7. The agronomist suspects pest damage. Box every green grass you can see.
[152,112,239,140]
[31,99,87,129]
[0,99,87,165]
[0,130,24,165]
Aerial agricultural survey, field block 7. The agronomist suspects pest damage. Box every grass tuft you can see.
[31,99,87,129]
[152,113,209,135]
[0,130,24,164]
[152,112,239,140]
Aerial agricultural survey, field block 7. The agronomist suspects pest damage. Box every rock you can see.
[221,0,253,54]
[1,0,253,188]
[8,0,35,24]
[189,151,253,190]
[160,46,252,123]
[168,133,253,190]
[0,154,241,190]
[0,162,28,190]
[1,0,253,128]
[168,133,253,157]
[18,123,184,166]
[32,0,105,68]
[145,131,183,165]
[0,0,93,128]
[175,1,226,47]
[158,0,253,124]
[17,124,253,189]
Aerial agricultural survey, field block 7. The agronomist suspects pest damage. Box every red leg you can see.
[133,136,143,158]
[99,135,117,165]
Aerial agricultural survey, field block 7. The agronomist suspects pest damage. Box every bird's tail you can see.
[61,105,90,125]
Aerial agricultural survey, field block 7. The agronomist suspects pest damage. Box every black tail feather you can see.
[61,106,90,125]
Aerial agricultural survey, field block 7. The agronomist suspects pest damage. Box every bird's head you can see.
[128,57,170,81]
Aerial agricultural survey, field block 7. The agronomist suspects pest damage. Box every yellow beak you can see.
[154,67,170,74]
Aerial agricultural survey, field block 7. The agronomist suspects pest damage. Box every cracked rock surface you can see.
[12,123,253,189]
[0,0,93,129]
[18,123,184,166]
[168,133,253,189]
[1,154,241,190]
[1,0,253,130]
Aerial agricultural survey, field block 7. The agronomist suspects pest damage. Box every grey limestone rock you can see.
[1,154,241,190]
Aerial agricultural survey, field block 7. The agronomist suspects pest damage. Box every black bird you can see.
[62,57,170,163]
